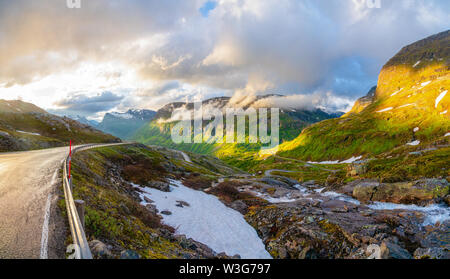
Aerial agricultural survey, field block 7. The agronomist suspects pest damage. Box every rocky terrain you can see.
[201,173,449,259]
[61,31,449,260]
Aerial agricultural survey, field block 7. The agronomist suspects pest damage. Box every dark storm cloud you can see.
[55,91,124,113]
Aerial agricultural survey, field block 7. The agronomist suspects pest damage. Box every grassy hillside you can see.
[0,100,120,152]
[276,30,450,162]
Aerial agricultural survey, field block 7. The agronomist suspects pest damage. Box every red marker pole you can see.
[69,140,72,179]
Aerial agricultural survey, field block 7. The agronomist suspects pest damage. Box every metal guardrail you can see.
[62,143,133,259]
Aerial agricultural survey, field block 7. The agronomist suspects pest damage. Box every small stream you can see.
[269,184,450,226]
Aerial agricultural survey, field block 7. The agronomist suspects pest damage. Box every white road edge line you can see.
[40,169,58,259]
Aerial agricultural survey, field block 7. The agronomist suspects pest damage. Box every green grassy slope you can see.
[277,30,450,162]
[0,100,120,152]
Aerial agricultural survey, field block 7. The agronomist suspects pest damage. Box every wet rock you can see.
[303,180,316,186]
[321,200,356,213]
[380,240,412,259]
[413,248,449,259]
[89,240,114,259]
[120,250,141,259]
[143,196,154,203]
[148,181,171,192]
[161,210,172,215]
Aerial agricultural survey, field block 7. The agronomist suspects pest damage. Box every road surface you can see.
[0,146,70,259]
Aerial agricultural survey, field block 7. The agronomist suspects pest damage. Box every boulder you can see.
[176,200,190,207]
[120,250,141,259]
[161,210,172,215]
[380,240,412,259]
[148,181,171,192]
[413,248,449,259]
[444,195,450,206]
[89,240,114,259]
[353,179,449,204]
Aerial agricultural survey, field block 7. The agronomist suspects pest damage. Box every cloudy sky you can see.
[0,0,449,120]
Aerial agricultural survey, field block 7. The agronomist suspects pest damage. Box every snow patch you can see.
[16,130,41,136]
[398,103,415,108]
[308,156,362,165]
[435,90,447,108]
[390,88,403,97]
[140,180,271,259]
[406,140,420,146]
[340,156,363,164]
[376,107,393,113]
[307,160,339,165]
[420,81,431,87]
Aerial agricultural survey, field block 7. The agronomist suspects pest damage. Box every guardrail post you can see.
[74,200,85,228]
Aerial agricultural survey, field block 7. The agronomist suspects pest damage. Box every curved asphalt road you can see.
[0,146,70,259]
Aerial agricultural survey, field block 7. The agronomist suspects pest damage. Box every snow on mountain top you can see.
[110,112,133,119]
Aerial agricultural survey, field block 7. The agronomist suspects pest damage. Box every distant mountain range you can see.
[0,100,120,152]
[131,95,343,167]
[277,30,450,162]
[96,109,156,139]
